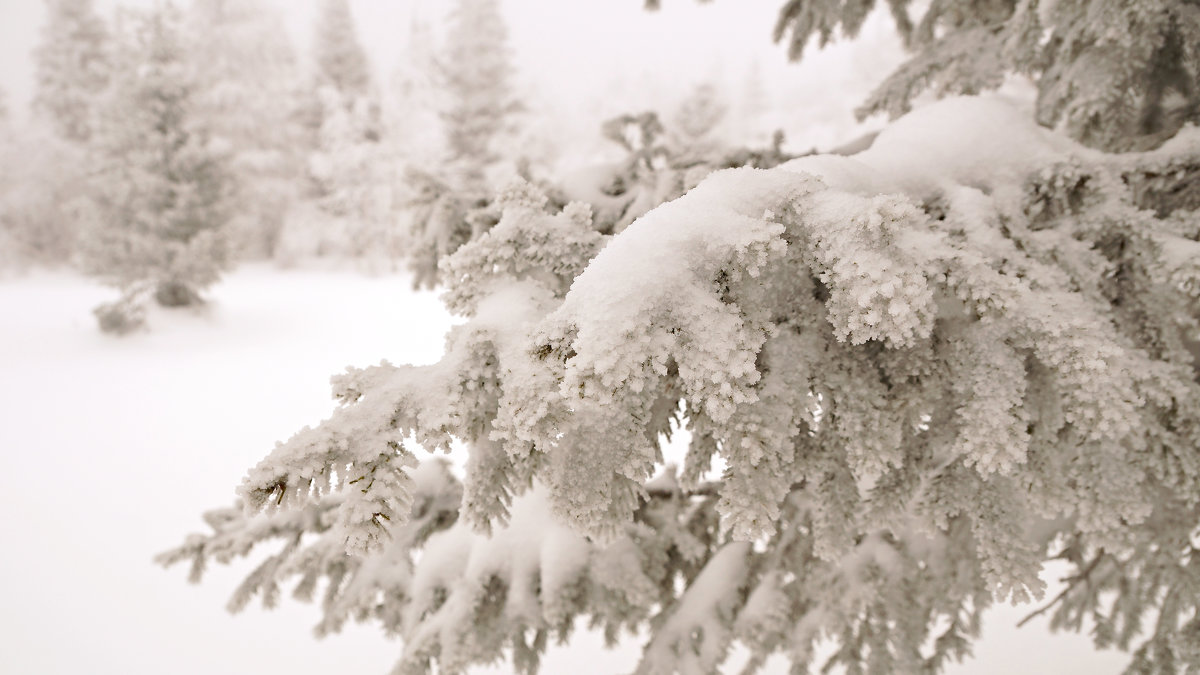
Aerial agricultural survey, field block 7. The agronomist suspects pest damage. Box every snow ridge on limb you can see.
[542,167,801,425]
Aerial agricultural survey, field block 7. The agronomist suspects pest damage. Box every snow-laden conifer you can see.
[671,82,729,159]
[163,95,1200,673]
[80,4,233,331]
[187,0,304,258]
[314,0,371,99]
[0,123,88,268]
[439,0,519,189]
[33,0,111,143]
[400,108,794,291]
[385,16,442,169]
[293,0,377,159]
[276,88,401,266]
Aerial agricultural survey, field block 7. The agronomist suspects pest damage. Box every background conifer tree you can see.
[439,0,519,188]
[386,15,442,167]
[393,0,521,289]
[32,0,111,143]
[276,0,395,266]
[314,0,372,99]
[276,88,400,266]
[81,4,233,332]
[0,122,89,268]
[736,59,772,141]
[305,0,378,164]
[670,81,729,160]
[295,0,376,157]
[186,0,304,259]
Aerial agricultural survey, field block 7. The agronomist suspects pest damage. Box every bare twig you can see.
[643,481,721,499]
[1017,552,1106,628]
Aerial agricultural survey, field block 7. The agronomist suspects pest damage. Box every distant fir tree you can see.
[386,15,442,166]
[81,4,233,333]
[293,0,376,152]
[0,123,89,268]
[32,0,111,142]
[763,0,1200,152]
[314,0,371,98]
[439,0,519,188]
[394,0,521,288]
[670,81,729,160]
[276,88,400,267]
[0,86,90,270]
[187,0,304,258]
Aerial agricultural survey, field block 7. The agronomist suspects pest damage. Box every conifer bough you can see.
[162,2,1200,672]
[163,94,1200,673]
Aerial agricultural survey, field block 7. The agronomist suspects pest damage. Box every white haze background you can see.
[0,1,1130,673]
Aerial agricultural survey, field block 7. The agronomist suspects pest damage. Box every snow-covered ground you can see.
[0,266,1127,674]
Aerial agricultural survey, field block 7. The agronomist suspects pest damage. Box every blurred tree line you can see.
[1,0,776,333]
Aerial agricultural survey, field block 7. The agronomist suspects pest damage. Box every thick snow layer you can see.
[782,95,1087,196]
[0,264,1126,674]
[857,95,1083,189]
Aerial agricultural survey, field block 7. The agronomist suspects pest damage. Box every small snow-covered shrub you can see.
[93,294,146,335]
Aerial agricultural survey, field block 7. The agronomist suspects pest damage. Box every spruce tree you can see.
[81,4,232,331]
[736,59,772,141]
[0,122,89,268]
[394,0,520,288]
[32,0,111,143]
[292,0,376,156]
[314,0,371,98]
[386,15,442,167]
[186,0,304,258]
[305,0,379,160]
[670,81,729,161]
[439,0,519,188]
[276,88,399,266]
